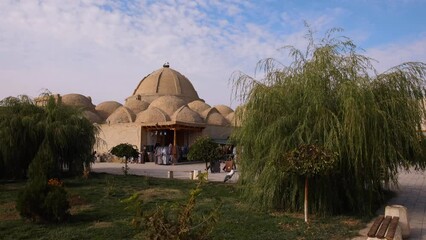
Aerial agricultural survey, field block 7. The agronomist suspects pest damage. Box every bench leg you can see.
[393,225,402,240]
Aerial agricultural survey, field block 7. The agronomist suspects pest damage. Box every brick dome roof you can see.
[131,64,200,103]
[95,101,122,121]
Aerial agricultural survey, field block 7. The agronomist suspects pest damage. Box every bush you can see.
[123,173,221,240]
[16,180,48,222]
[16,178,70,222]
[15,125,71,223]
[110,143,139,175]
[187,137,221,173]
[44,185,70,222]
[110,143,139,159]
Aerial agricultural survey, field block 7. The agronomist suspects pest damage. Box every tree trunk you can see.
[304,176,309,224]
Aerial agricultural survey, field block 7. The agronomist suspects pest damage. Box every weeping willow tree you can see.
[0,96,45,179]
[0,93,98,179]
[39,94,99,176]
[232,28,426,215]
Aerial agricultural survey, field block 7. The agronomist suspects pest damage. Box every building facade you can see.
[53,64,236,156]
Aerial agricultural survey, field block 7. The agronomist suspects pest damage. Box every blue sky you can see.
[1,0,425,108]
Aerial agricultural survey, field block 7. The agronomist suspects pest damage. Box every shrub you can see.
[123,173,221,239]
[187,137,221,173]
[110,143,139,160]
[146,173,221,239]
[16,178,70,222]
[110,143,139,175]
[15,119,72,223]
[16,180,48,222]
[43,185,70,222]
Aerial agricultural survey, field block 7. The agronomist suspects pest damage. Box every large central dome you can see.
[131,63,200,103]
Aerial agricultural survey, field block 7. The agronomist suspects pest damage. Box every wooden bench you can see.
[367,215,401,240]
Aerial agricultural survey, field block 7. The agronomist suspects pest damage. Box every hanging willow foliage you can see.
[231,28,426,215]
[0,93,98,179]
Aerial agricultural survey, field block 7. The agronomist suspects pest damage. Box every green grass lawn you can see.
[0,173,365,240]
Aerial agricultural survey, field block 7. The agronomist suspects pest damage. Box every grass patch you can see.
[0,173,365,240]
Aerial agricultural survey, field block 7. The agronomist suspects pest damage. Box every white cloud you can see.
[1,0,424,109]
[366,38,426,73]
[0,0,277,108]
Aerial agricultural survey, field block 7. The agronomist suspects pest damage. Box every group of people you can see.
[154,143,188,165]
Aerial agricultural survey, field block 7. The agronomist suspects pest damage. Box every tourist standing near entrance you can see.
[168,143,173,164]
[162,146,168,165]
[155,143,162,164]
[232,146,237,162]
[171,144,178,164]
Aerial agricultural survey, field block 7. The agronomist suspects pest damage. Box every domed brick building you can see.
[48,63,237,156]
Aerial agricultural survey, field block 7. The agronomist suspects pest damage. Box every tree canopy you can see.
[0,95,44,179]
[110,143,139,160]
[231,28,426,215]
[0,94,98,179]
[187,136,221,171]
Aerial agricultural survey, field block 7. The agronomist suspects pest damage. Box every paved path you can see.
[91,162,239,183]
[92,162,426,239]
[388,169,426,240]
[355,169,426,240]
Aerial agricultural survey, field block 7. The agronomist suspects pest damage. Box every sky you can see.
[1,0,425,109]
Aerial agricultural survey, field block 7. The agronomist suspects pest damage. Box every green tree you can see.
[0,93,98,179]
[0,96,44,179]
[187,136,221,172]
[283,144,336,223]
[12,93,97,222]
[110,143,139,160]
[40,94,98,176]
[232,27,426,215]
[110,143,139,175]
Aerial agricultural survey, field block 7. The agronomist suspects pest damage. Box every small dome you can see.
[131,65,200,103]
[225,112,237,126]
[171,106,203,123]
[149,96,186,116]
[124,98,149,114]
[214,104,234,117]
[202,108,230,126]
[61,93,95,111]
[106,106,135,124]
[188,100,211,113]
[95,101,122,120]
[135,107,169,123]
[83,110,102,124]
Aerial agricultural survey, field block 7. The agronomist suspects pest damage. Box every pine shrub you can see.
[16,180,48,222]
[43,185,70,222]
[16,178,70,222]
